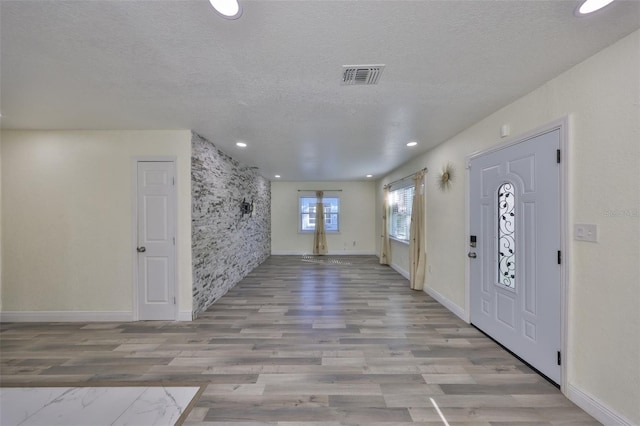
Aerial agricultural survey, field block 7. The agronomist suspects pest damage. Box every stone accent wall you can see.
[191,132,271,317]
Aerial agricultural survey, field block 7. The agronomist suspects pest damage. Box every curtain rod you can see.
[297,189,343,192]
[384,167,428,189]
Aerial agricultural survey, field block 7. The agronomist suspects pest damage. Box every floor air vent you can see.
[301,255,353,265]
[341,65,385,85]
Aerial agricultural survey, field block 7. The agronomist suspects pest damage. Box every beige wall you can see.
[272,181,376,255]
[377,30,639,424]
[0,130,193,316]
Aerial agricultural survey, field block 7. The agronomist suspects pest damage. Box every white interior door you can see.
[137,161,177,320]
[469,129,561,383]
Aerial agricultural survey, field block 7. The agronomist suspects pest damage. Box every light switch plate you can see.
[574,224,598,242]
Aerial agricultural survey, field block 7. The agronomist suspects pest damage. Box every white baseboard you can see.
[271,250,377,256]
[390,262,410,280]
[0,310,196,323]
[566,383,635,426]
[422,286,468,322]
[0,311,134,322]
[178,311,193,321]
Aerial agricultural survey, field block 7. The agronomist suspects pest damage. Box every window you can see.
[299,196,340,232]
[389,185,414,242]
[498,182,516,289]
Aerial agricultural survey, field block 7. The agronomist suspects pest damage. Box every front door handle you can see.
[137,246,146,253]
[468,252,477,258]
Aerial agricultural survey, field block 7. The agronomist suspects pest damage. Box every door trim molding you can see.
[131,156,179,321]
[464,117,569,391]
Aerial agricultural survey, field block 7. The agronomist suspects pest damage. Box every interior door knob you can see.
[468,252,477,258]
[137,246,146,253]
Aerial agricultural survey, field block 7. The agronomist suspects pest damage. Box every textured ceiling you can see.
[1,0,639,181]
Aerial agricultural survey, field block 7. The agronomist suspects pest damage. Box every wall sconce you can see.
[240,198,254,217]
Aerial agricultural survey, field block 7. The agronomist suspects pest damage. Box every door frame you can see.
[131,156,179,321]
[464,117,569,390]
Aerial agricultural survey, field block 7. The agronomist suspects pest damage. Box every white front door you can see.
[136,161,177,320]
[469,129,561,383]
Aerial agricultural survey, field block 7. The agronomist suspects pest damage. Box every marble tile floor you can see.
[0,256,600,425]
[0,386,201,426]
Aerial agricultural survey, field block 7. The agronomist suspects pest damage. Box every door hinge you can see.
[556,149,561,164]
[173,297,176,305]
[173,237,175,245]
[557,351,562,366]
[557,250,562,265]
[172,177,175,185]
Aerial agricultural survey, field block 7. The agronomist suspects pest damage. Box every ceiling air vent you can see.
[341,65,385,85]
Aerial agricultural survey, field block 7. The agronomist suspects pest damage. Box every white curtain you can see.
[409,170,427,290]
[313,190,328,255]
[380,186,391,265]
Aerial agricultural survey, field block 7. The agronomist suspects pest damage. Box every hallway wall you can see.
[0,130,193,319]
[191,133,271,317]
[271,181,376,255]
[376,30,639,424]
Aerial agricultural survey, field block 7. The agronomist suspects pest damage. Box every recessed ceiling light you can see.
[407,141,418,147]
[366,174,373,178]
[236,142,247,148]
[274,175,281,178]
[209,0,242,19]
[576,0,615,15]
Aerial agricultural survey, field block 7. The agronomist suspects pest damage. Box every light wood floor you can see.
[0,256,599,425]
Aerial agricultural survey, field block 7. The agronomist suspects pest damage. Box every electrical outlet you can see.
[574,224,598,242]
